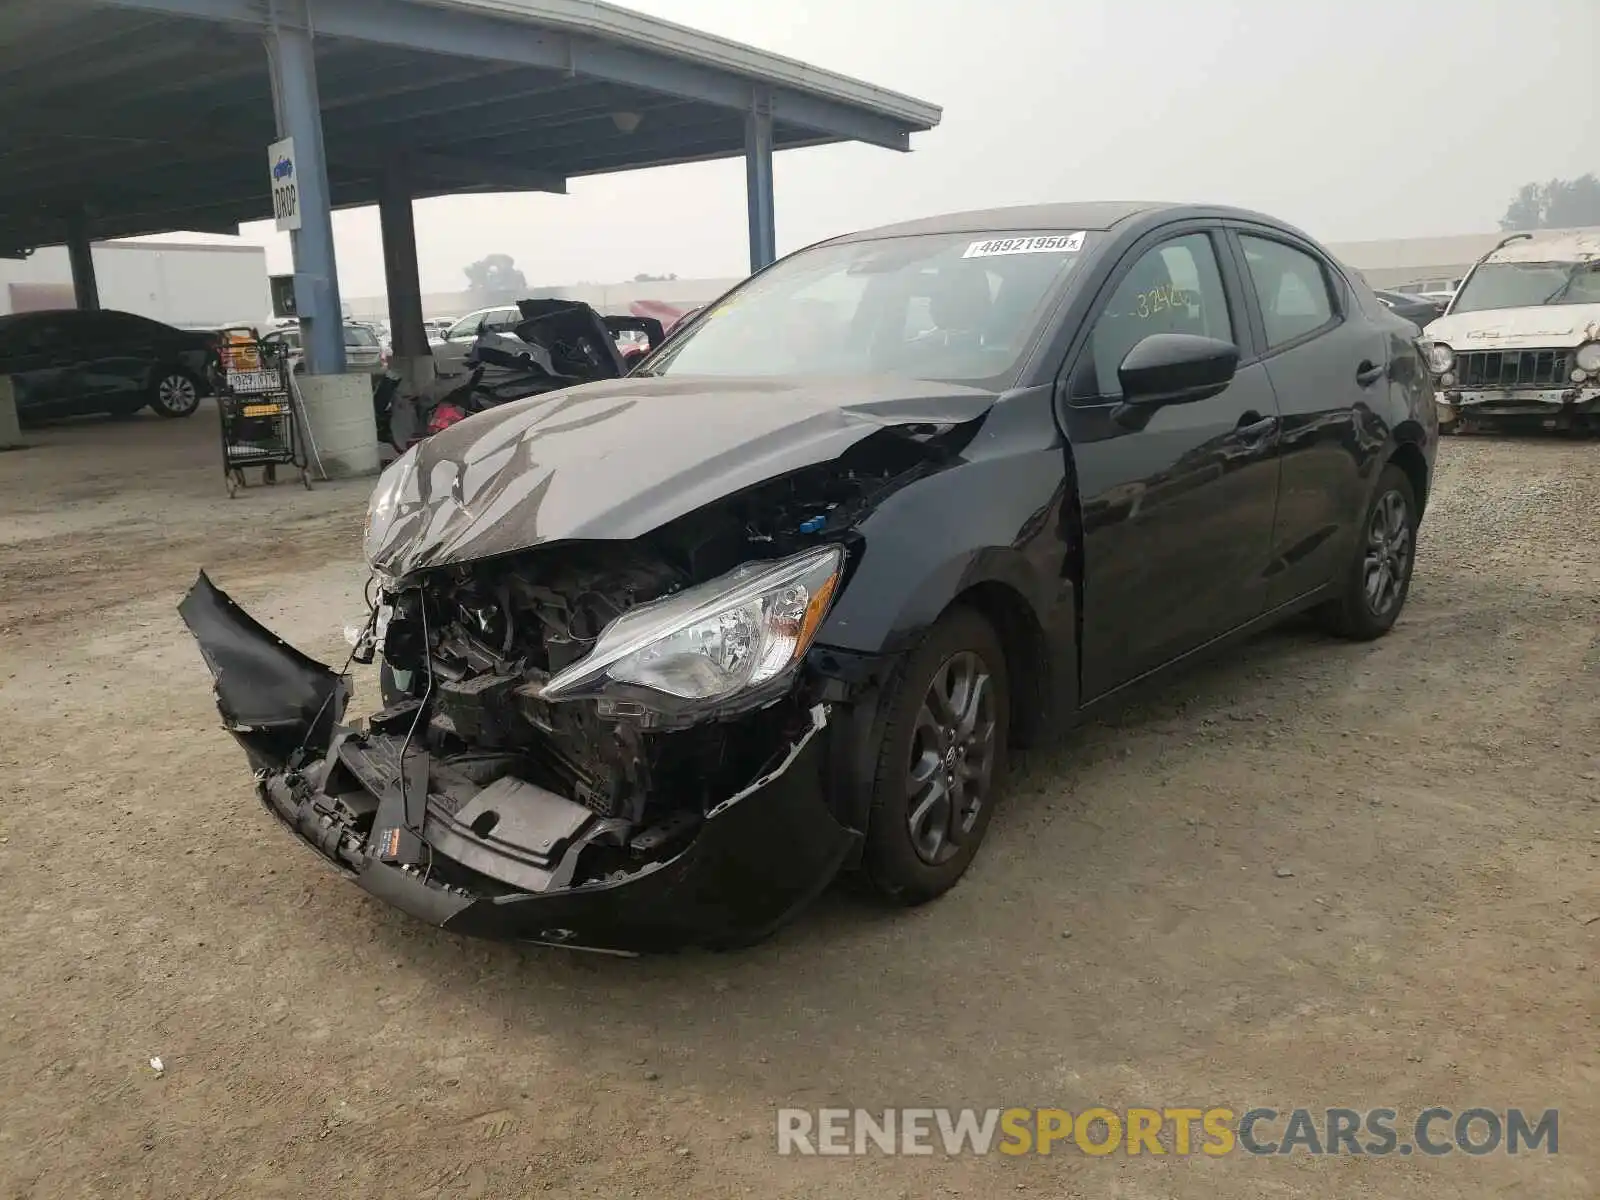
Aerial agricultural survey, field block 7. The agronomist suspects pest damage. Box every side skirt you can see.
[1073,582,1339,723]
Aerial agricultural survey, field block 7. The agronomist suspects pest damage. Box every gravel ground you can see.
[0,410,1596,1199]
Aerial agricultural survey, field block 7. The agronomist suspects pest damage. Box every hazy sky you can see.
[142,0,1598,298]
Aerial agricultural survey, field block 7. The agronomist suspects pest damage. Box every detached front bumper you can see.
[179,574,859,955]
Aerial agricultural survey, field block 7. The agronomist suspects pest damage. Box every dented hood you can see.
[1424,302,1600,351]
[364,373,998,576]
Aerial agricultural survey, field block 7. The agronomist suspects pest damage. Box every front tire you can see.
[149,368,201,418]
[861,606,1010,905]
[1319,463,1418,641]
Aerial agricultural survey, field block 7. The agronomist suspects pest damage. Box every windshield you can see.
[642,231,1094,387]
[344,326,379,348]
[1451,260,1600,314]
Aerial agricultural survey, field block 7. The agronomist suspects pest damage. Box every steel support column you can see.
[379,162,435,388]
[744,88,776,273]
[65,212,100,310]
[264,8,345,374]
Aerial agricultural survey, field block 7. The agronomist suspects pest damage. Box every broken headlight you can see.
[1424,342,1454,374]
[1574,342,1600,373]
[541,545,843,710]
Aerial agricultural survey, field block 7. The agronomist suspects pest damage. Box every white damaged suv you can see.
[1422,231,1600,434]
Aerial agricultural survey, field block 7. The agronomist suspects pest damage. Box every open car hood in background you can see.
[363,373,998,578]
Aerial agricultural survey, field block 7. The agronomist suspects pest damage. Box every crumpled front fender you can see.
[178,572,348,771]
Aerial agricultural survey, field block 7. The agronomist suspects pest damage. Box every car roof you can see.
[1485,230,1600,264]
[0,308,177,334]
[828,201,1303,244]
[0,307,115,322]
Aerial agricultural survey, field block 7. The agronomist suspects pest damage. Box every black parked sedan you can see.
[1372,289,1446,329]
[182,201,1435,953]
[0,308,220,420]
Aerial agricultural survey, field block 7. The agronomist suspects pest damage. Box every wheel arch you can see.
[1387,438,1430,514]
[819,552,1068,841]
[945,579,1052,750]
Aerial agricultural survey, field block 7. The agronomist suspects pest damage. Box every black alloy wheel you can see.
[905,650,999,866]
[1320,462,1418,640]
[1363,488,1412,619]
[861,606,1010,904]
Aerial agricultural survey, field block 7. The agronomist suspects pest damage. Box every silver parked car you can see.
[261,323,387,377]
[429,305,525,371]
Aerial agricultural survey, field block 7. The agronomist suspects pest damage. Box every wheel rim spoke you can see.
[1361,490,1410,615]
[905,647,998,865]
[1390,524,1411,571]
[926,667,959,728]
[907,748,941,797]
[953,669,990,741]
[908,777,950,860]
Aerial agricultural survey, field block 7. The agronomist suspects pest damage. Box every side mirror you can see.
[1117,333,1239,409]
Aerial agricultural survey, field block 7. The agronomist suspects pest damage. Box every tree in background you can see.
[633,272,679,282]
[463,253,530,304]
[1499,175,1600,231]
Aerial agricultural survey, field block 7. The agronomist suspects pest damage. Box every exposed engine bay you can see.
[181,386,989,949]
[327,430,951,891]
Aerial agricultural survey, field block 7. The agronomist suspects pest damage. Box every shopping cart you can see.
[215,336,313,497]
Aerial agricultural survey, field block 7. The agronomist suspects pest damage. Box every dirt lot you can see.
[1,408,1595,1199]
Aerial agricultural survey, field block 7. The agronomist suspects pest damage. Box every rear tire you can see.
[860,606,1010,905]
[1318,463,1418,641]
[149,368,201,418]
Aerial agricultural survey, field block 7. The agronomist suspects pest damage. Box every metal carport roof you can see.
[0,0,941,251]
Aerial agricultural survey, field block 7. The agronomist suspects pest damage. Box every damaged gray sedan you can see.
[184,202,1436,953]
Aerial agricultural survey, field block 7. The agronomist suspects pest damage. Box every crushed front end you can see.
[179,436,957,952]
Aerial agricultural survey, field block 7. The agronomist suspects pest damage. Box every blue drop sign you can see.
[268,136,301,232]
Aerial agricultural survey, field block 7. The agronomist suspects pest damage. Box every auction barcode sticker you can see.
[963,232,1085,258]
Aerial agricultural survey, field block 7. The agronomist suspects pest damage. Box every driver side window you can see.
[1075,232,1233,400]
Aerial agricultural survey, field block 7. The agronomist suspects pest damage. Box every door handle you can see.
[1235,411,1278,443]
[1356,359,1387,387]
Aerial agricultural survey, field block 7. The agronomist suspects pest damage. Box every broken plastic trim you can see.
[178,571,349,770]
[707,703,827,819]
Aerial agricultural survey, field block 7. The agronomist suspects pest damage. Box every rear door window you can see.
[1240,235,1339,349]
